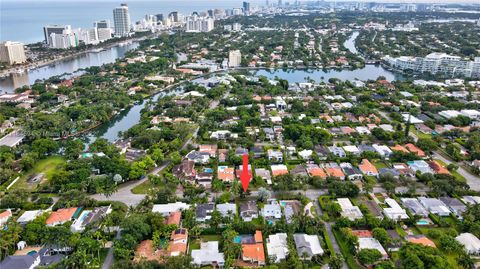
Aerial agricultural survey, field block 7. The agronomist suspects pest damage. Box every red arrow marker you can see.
[240,153,251,192]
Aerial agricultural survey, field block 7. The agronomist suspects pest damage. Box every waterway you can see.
[0,42,139,93]
[344,31,359,54]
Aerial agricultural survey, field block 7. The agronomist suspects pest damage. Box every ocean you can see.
[1,0,262,44]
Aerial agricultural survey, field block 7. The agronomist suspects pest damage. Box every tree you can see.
[328,254,344,269]
[416,138,438,151]
[31,138,59,156]
[357,249,382,265]
[257,187,270,202]
[373,227,391,246]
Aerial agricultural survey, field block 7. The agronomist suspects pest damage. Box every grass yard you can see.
[189,235,222,254]
[433,159,466,183]
[131,180,156,194]
[13,156,65,191]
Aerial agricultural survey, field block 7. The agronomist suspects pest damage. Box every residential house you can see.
[152,202,190,216]
[198,144,217,157]
[191,241,225,267]
[167,228,188,256]
[240,201,259,222]
[166,212,182,226]
[306,164,327,179]
[358,237,388,259]
[218,166,235,182]
[358,159,379,177]
[17,210,43,225]
[0,209,12,227]
[218,149,228,162]
[46,208,78,226]
[314,145,329,160]
[408,160,433,174]
[266,233,289,263]
[378,168,401,179]
[407,235,436,248]
[186,150,210,164]
[343,145,361,156]
[263,128,275,141]
[405,143,426,158]
[390,145,409,153]
[235,147,248,156]
[340,163,363,180]
[418,197,451,216]
[0,254,41,269]
[196,203,215,222]
[281,200,301,224]
[241,231,266,266]
[328,146,346,158]
[440,197,466,219]
[372,144,393,158]
[401,198,429,216]
[383,198,408,220]
[211,130,237,140]
[323,163,345,180]
[172,160,195,181]
[255,168,272,185]
[196,171,213,188]
[428,161,450,175]
[261,200,282,220]
[293,234,324,260]
[71,206,111,232]
[290,164,307,177]
[298,149,313,160]
[216,203,237,218]
[271,164,288,177]
[455,233,480,255]
[337,198,363,220]
[251,146,265,158]
[268,149,284,162]
[393,163,416,177]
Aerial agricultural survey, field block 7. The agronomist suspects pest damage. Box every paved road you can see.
[432,151,480,191]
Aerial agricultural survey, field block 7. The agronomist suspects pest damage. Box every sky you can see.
[2,0,480,3]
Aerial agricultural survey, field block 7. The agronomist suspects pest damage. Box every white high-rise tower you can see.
[113,3,131,36]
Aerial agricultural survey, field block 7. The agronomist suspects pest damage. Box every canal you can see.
[0,42,139,93]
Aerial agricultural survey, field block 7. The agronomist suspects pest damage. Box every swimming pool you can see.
[204,168,213,173]
[417,220,429,225]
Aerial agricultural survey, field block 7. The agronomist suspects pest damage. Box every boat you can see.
[91,48,105,53]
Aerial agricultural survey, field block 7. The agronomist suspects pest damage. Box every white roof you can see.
[402,113,423,124]
[271,164,288,171]
[216,203,236,217]
[359,238,388,257]
[191,241,225,265]
[343,145,360,153]
[17,210,43,223]
[455,233,480,254]
[383,198,409,220]
[267,233,289,263]
[152,202,190,215]
[439,110,461,119]
[294,234,324,257]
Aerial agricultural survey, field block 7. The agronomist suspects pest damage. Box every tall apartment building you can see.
[185,16,214,32]
[113,4,131,36]
[0,41,27,65]
[243,2,251,14]
[94,20,110,29]
[43,25,69,45]
[47,26,78,49]
[384,53,480,78]
[228,50,242,67]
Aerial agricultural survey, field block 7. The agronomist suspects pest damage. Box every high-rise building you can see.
[48,26,78,49]
[278,0,283,7]
[0,41,27,65]
[97,28,113,41]
[243,2,251,14]
[228,50,241,67]
[232,8,243,16]
[185,16,214,32]
[169,11,179,22]
[113,3,131,36]
[155,14,164,23]
[43,25,69,44]
[232,23,242,32]
[94,20,110,29]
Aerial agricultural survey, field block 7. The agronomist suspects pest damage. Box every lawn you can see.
[13,156,65,191]
[189,235,222,254]
[131,180,156,194]
[433,159,466,182]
